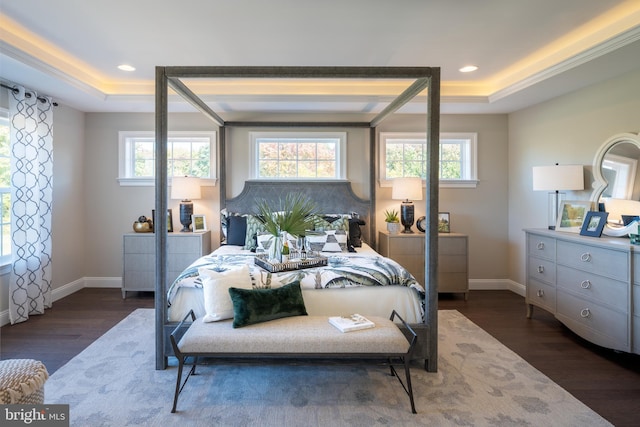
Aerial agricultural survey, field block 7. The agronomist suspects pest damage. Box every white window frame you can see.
[250,131,347,180]
[0,108,11,268]
[117,131,217,186]
[379,132,478,188]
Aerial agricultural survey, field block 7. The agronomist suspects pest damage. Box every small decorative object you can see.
[392,177,423,233]
[385,209,401,234]
[630,233,640,245]
[328,314,375,333]
[580,211,608,237]
[133,215,153,233]
[256,193,317,262]
[556,200,593,233]
[152,209,174,233]
[192,214,207,232]
[416,216,426,233]
[281,237,290,262]
[438,212,450,233]
[171,176,201,232]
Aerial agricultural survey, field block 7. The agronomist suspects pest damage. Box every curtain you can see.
[8,86,54,324]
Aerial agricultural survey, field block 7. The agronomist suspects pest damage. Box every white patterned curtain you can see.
[8,86,54,324]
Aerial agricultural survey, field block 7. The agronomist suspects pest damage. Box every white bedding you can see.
[167,244,425,323]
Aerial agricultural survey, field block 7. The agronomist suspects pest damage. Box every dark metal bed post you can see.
[219,126,227,209]
[369,126,377,249]
[425,68,441,372]
[155,67,170,370]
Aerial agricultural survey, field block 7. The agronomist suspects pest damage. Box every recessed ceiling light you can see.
[118,64,136,72]
[459,65,478,73]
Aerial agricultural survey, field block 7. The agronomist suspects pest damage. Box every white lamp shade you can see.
[171,176,202,200]
[392,177,423,201]
[532,165,584,191]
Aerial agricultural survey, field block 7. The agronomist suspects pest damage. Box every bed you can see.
[154,66,441,372]
[167,181,425,325]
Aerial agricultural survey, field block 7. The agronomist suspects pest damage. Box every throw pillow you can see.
[199,265,252,322]
[228,281,307,328]
[244,215,267,250]
[226,215,248,246]
[305,229,348,252]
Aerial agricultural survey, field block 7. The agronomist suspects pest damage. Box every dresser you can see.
[122,231,211,298]
[378,231,469,299]
[526,228,637,354]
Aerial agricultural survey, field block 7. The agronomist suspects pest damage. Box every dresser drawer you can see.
[527,234,556,260]
[556,290,629,350]
[526,277,556,312]
[527,256,556,286]
[556,265,628,312]
[123,235,154,254]
[556,240,628,282]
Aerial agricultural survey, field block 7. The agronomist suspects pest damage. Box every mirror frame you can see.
[590,132,640,204]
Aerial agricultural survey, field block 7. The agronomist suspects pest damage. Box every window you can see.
[380,132,478,188]
[251,131,346,180]
[0,111,11,264]
[118,131,216,186]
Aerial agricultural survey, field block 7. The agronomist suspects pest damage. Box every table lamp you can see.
[171,176,202,232]
[392,177,423,233]
[532,164,584,229]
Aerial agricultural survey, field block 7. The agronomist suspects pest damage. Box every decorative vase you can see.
[268,233,282,263]
[386,222,401,234]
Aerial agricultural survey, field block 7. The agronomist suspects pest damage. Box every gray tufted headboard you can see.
[225,180,372,245]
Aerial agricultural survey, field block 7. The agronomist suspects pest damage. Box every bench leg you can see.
[171,356,197,413]
[404,357,416,414]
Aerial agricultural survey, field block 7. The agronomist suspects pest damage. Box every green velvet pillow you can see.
[228,281,308,328]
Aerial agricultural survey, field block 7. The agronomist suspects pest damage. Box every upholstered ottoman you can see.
[0,359,49,404]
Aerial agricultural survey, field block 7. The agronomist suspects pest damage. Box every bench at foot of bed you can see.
[170,310,417,414]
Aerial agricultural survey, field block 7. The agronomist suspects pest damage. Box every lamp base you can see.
[400,202,415,234]
[179,201,193,232]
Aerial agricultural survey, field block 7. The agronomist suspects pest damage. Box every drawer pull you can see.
[580,252,591,262]
[580,308,591,318]
[580,280,591,289]
[537,242,545,250]
[536,289,544,297]
[537,265,544,273]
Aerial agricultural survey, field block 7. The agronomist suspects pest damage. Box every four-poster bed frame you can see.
[154,66,440,371]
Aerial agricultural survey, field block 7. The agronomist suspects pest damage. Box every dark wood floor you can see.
[1,288,638,426]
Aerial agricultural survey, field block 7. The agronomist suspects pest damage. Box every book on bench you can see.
[328,314,375,332]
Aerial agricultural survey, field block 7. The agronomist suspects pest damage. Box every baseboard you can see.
[1,277,525,326]
[469,279,525,297]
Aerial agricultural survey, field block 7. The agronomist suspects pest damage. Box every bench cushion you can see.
[178,315,409,355]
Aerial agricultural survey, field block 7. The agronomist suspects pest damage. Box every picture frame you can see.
[192,214,207,232]
[556,200,593,233]
[152,209,174,233]
[438,212,450,233]
[580,211,608,237]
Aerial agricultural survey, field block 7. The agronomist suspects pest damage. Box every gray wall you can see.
[508,68,640,286]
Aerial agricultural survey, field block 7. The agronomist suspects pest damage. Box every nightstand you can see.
[378,231,469,299]
[122,231,211,298]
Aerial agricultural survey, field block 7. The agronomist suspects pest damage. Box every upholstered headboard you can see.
[225,180,372,245]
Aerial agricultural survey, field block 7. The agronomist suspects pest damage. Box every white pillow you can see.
[199,264,252,322]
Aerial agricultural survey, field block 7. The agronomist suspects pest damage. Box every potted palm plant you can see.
[385,209,401,234]
[256,193,317,261]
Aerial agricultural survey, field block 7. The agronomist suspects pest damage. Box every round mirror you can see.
[591,132,640,236]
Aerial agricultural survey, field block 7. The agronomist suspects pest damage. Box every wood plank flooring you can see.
[1,288,638,426]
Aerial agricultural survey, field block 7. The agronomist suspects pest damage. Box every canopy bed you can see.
[154,66,441,372]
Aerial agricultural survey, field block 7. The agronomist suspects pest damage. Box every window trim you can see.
[379,132,478,188]
[117,130,217,186]
[250,131,347,180]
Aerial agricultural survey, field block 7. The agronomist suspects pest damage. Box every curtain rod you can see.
[1,83,58,106]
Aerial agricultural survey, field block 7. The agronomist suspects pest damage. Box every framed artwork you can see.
[438,212,450,233]
[580,211,608,237]
[556,200,593,233]
[152,209,174,233]
[192,214,207,232]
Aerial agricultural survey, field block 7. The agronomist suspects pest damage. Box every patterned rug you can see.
[45,309,611,426]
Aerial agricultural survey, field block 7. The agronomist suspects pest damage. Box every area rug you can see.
[45,309,611,426]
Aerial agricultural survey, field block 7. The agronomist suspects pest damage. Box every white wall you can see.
[508,68,640,286]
